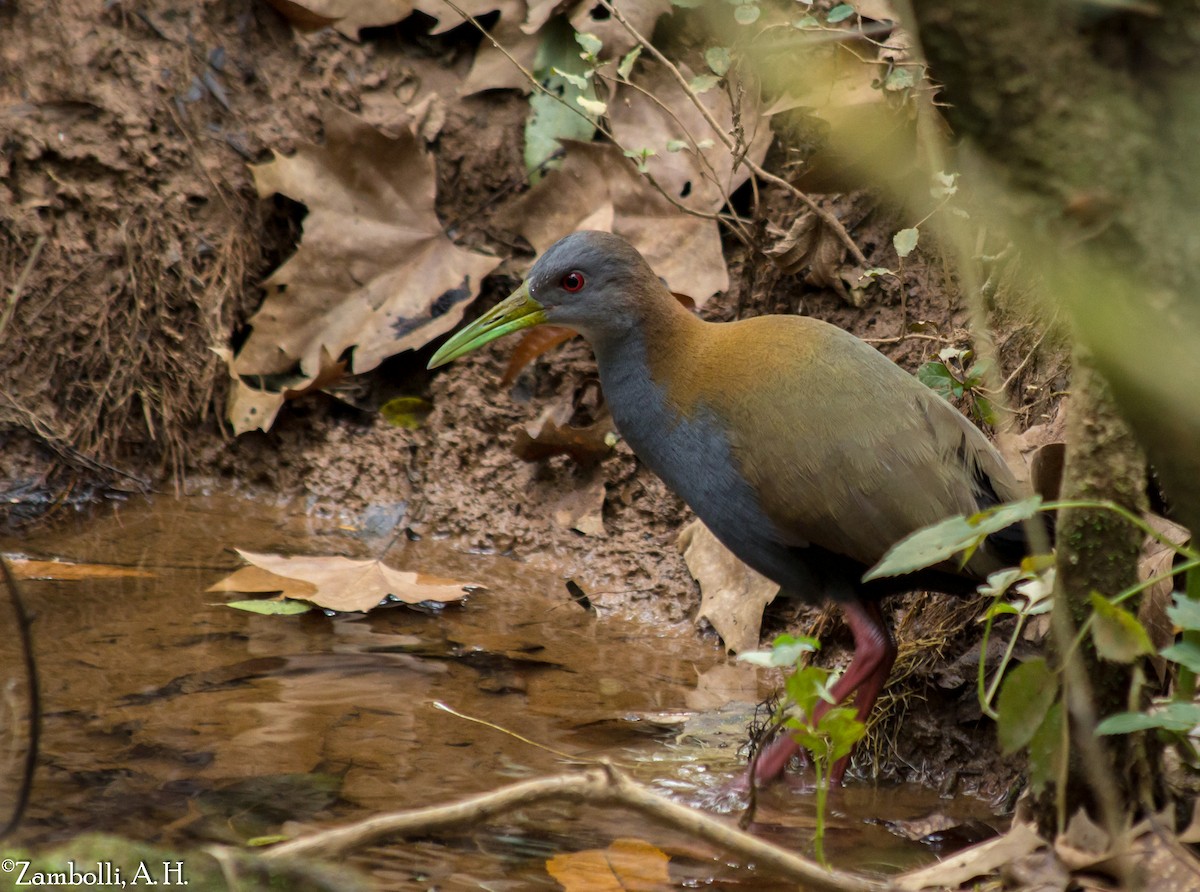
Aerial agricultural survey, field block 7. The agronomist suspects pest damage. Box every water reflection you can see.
[0,494,1002,888]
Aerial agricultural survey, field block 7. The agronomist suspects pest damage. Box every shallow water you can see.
[0,493,1003,888]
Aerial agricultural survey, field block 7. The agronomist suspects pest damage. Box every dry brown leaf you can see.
[463,18,538,94]
[499,141,727,304]
[608,63,771,215]
[8,558,155,581]
[568,0,672,58]
[893,820,1044,891]
[764,210,846,286]
[206,564,318,600]
[211,550,480,613]
[545,837,670,891]
[511,406,616,468]
[230,105,501,433]
[763,42,917,193]
[501,324,580,385]
[550,469,607,537]
[267,0,414,37]
[1138,513,1190,681]
[678,519,779,654]
[261,0,342,31]
[685,662,759,712]
[996,401,1069,489]
[414,0,511,34]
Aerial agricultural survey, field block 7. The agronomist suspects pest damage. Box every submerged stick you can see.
[263,762,884,892]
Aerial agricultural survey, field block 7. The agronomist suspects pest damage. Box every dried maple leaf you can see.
[229,104,501,433]
[678,519,779,654]
[209,550,482,614]
[499,141,728,304]
[607,63,771,215]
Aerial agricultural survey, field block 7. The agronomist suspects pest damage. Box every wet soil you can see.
[1,494,1006,888]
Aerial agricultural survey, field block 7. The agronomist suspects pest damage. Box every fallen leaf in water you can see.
[546,838,670,891]
[679,520,779,654]
[209,550,480,614]
[7,558,154,580]
[225,598,314,616]
[229,104,500,433]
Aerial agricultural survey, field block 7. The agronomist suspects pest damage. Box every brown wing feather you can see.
[672,315,1023,570]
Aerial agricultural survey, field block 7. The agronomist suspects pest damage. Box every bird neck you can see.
[589,285,703,379]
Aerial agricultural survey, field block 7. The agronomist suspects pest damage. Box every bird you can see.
[428,230,1039,785]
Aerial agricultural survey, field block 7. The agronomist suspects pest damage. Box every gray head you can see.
[524,231,663,340]
[427,230,668,369]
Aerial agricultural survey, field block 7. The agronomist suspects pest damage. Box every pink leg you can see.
[750,600,897,786]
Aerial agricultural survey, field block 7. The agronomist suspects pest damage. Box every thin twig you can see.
[432,700,582,761]
[0,234,46,341]
[263,763,885,892]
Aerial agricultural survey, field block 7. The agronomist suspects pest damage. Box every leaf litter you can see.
[227,104,501,433]
[209,549,482,614]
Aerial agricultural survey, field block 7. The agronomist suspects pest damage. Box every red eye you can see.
[561,271,585,293]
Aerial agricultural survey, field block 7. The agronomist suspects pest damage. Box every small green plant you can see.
[868,496,1200,814]
[917,346,998,425]
[739,634,866,864]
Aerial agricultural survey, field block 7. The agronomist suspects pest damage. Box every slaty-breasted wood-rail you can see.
[429,230,1036,784]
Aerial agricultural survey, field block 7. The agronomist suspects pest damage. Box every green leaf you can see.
[380,396,432,430]
[689,74,721,94]
[622,147,656,171]
[979,567,1025,599]
[973,395,998,426]
[784,665,835,719]
[1027,701,1064,794]
[827,3,855,23]
[996,658,1058,754]
[666,139,689,152]
[576,96,608,115]
[1089,592,1155,662]
[1167,591,1200,631]
[671,0,706,7]
[825,2,854,21]
[734,4,760,24]
[617,45,642,80]
[819,707,867,763]
[865,496,1044,581]
[525,19,600,179]
[893,227,919,257]
[552,68,591,90]
[1161,640,1200,674]
[792,14,820,28]
[917,361,957,400]
[883,67,915,91]
[705,46,731,76]
[225,598,312,615]
[930,170,959,200]
[737,633,818,668]
[1096,702,1200,735]
[575,31,602,58]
